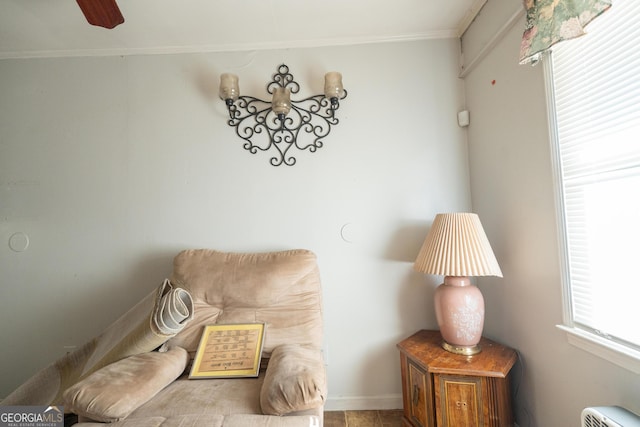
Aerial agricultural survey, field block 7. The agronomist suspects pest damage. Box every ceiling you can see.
[0,0,486,59]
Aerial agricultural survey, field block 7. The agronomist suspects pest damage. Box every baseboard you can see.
[324,394,403,411]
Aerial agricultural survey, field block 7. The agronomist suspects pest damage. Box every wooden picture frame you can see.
[189,323,266,379]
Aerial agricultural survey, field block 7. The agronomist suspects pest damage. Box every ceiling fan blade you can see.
[76,0,125,29]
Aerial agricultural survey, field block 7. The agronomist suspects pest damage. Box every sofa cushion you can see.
[126,374,265,419]
[169,249,323,356]
[74,413,318,427]
[73,415,225,427]
[260,344,327,416]
[63,347,188,422]
[222,414,322,427]
[124,370,322,424]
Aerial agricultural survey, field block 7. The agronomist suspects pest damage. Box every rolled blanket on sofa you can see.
[1,279,194,407]
[82,279,194,375]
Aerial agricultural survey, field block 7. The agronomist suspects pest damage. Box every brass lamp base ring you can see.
[441,341,482,356]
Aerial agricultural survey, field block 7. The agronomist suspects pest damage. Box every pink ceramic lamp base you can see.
[434,276,485,355]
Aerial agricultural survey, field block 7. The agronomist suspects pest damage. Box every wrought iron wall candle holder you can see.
[219,64,347,166]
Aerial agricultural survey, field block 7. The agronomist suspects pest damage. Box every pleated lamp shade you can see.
[414,213,502,277]
[414,213,502,355]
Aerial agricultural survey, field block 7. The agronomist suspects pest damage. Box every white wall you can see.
[0,40,471,407]
[463,2,640,425]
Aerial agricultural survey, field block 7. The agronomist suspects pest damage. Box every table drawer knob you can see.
[456,401,469,410]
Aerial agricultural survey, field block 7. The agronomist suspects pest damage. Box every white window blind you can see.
[550,0,640,350]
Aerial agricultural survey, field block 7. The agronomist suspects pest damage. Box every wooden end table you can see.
[397,330,517,427]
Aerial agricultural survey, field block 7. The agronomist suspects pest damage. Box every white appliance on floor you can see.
[582,406,640,427]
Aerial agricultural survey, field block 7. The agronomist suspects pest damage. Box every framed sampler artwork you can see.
[189,323,266,379]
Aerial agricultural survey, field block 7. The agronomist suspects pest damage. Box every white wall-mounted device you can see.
[457,110,470,127]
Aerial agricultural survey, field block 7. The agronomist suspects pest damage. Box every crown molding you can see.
[0,31,459,60]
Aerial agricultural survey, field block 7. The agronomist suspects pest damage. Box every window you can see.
[546,0,640,371]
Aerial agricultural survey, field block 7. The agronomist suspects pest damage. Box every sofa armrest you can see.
[63,347,188,423]
[260,344,327,416]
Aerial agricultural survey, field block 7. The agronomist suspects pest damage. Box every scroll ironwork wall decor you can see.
[219,64,347,166]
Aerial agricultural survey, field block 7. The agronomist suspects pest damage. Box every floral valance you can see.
[519,0,612,65]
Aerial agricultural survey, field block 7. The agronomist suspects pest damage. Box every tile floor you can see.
[324,410,404,427]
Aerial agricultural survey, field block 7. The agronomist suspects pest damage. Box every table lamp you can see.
[414,213,502,355]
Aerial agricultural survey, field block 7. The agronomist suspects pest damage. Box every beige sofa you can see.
[2,249,326,427]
